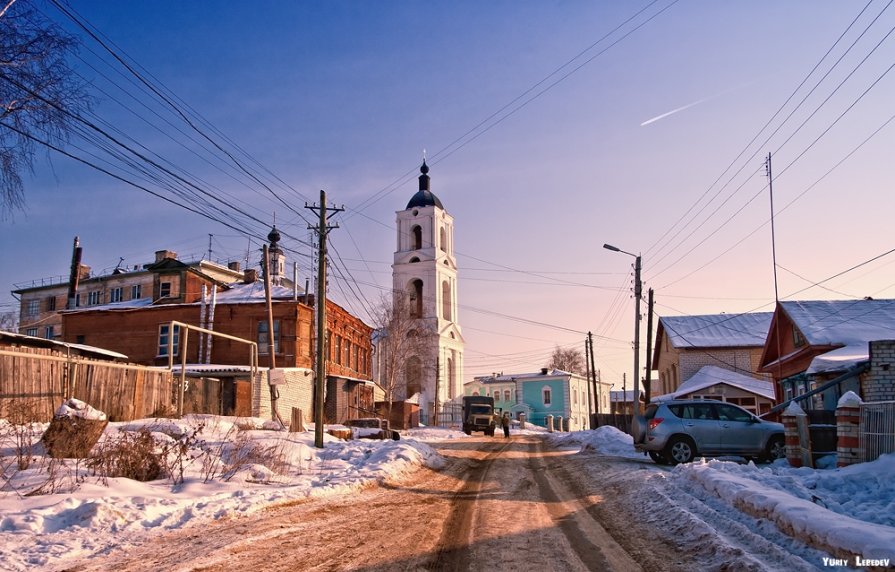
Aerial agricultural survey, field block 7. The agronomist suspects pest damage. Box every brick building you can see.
[12,247,244,341]
[652,312,773,398]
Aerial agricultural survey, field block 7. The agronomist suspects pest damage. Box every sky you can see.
[1,412,893,570]
[3,0,895,386]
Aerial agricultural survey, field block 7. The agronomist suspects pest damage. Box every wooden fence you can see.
[0,348,174,422]
[594,413,633,434]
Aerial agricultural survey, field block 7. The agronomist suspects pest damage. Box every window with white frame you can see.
[258,320,280,355]
[26,327,38,337]
[87,291,101,305]
[158,323,180,356]
[132,284,142,299]
[26,299,39,316]
[504,390,511,401]
[44,326,54,339]
[110,287,123,303]
[542,387,552,406]
[159,281,172,298]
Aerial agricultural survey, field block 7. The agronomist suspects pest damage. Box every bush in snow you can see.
[87,430,166,483]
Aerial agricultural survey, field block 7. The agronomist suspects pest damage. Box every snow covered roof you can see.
[610,390,642,402]
[61,297,155,313]
[805,344,870,375]
[660,312,773,348]
[674,365,775,400]
[482,368,574,382]
[171,364,255,375]
[0,330,129,361]
[216,281,302,303]
[780,299,895,346]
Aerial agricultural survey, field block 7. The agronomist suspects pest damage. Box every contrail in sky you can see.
[640,81,757,127]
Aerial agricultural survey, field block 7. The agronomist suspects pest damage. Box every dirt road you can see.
[63,434,688,571]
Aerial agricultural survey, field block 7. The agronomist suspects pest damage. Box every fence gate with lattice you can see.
[860,400,895,462]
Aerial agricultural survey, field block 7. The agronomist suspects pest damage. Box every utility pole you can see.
[644,287,654,405]
[633,254,642,416]
[585,336,593,428]
[588,332,599,416]
[306,190,344,448]
[766,152,785,403]
[434,355,440,428]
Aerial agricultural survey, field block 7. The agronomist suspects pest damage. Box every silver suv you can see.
[632,400,785,465]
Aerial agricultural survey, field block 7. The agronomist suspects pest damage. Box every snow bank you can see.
[673,455,895,560]
[0,416,446,572]
[545,426,642,459]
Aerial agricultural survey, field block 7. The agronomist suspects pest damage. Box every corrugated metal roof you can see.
[781,299,895,346]
[660,312,773,348]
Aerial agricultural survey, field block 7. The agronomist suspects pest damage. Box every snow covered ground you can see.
[1,417,893,571]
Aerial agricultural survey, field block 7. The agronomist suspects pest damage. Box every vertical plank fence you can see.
[0,349,174,422]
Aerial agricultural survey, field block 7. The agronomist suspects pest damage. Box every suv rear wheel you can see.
[665,436,696,465]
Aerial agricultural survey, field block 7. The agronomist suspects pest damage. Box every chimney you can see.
[228,261,241,272]
[243,268,258,283]
[154,250,177,263]
[540,368,549,375]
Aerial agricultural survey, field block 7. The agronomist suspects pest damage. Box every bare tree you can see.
[1,2,90,218]
[547,346,585,375]
[371,292,434,422]
[0,310,17,332]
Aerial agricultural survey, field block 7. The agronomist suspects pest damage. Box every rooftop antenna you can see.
[207,234,213,262]
[114,257,125,272]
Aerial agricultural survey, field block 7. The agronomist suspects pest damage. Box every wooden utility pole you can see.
[585,336,594,428]
[434,355,440,427]
[644,288,654,404]
[588,332,599,415]
[306,190,344,448]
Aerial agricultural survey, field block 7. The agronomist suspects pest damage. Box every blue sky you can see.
[3,1,894,386]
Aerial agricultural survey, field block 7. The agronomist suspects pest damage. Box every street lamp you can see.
[603,243,642,416]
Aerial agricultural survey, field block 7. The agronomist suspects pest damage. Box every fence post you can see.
[557,416,564,432]
[291,407,305,432]
[546,415,554,432]
[519,413,526,429]
[836,391,863,467]
[782,401,809,468]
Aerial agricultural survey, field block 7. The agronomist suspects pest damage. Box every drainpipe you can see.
[205,287,216,364]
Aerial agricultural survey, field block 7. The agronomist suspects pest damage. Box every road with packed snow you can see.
[62,432,837,571]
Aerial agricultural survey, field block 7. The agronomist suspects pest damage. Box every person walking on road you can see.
[501,413,510,438]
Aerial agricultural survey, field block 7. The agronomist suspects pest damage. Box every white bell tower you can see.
[392,161,465,418]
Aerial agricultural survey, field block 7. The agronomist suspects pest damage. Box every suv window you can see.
[669,404,717,420]
[644,404,659,420]
[716,403,753,422]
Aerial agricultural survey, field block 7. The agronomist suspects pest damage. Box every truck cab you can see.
[462,395,496,436]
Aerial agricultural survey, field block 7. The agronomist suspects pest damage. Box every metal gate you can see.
[436,403,463,428]
[860,401,895,462]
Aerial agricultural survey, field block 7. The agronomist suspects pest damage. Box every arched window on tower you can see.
[410,279,423,318]
[440,227,447,252]
[442,280,451,320]
[411,225,422,250]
